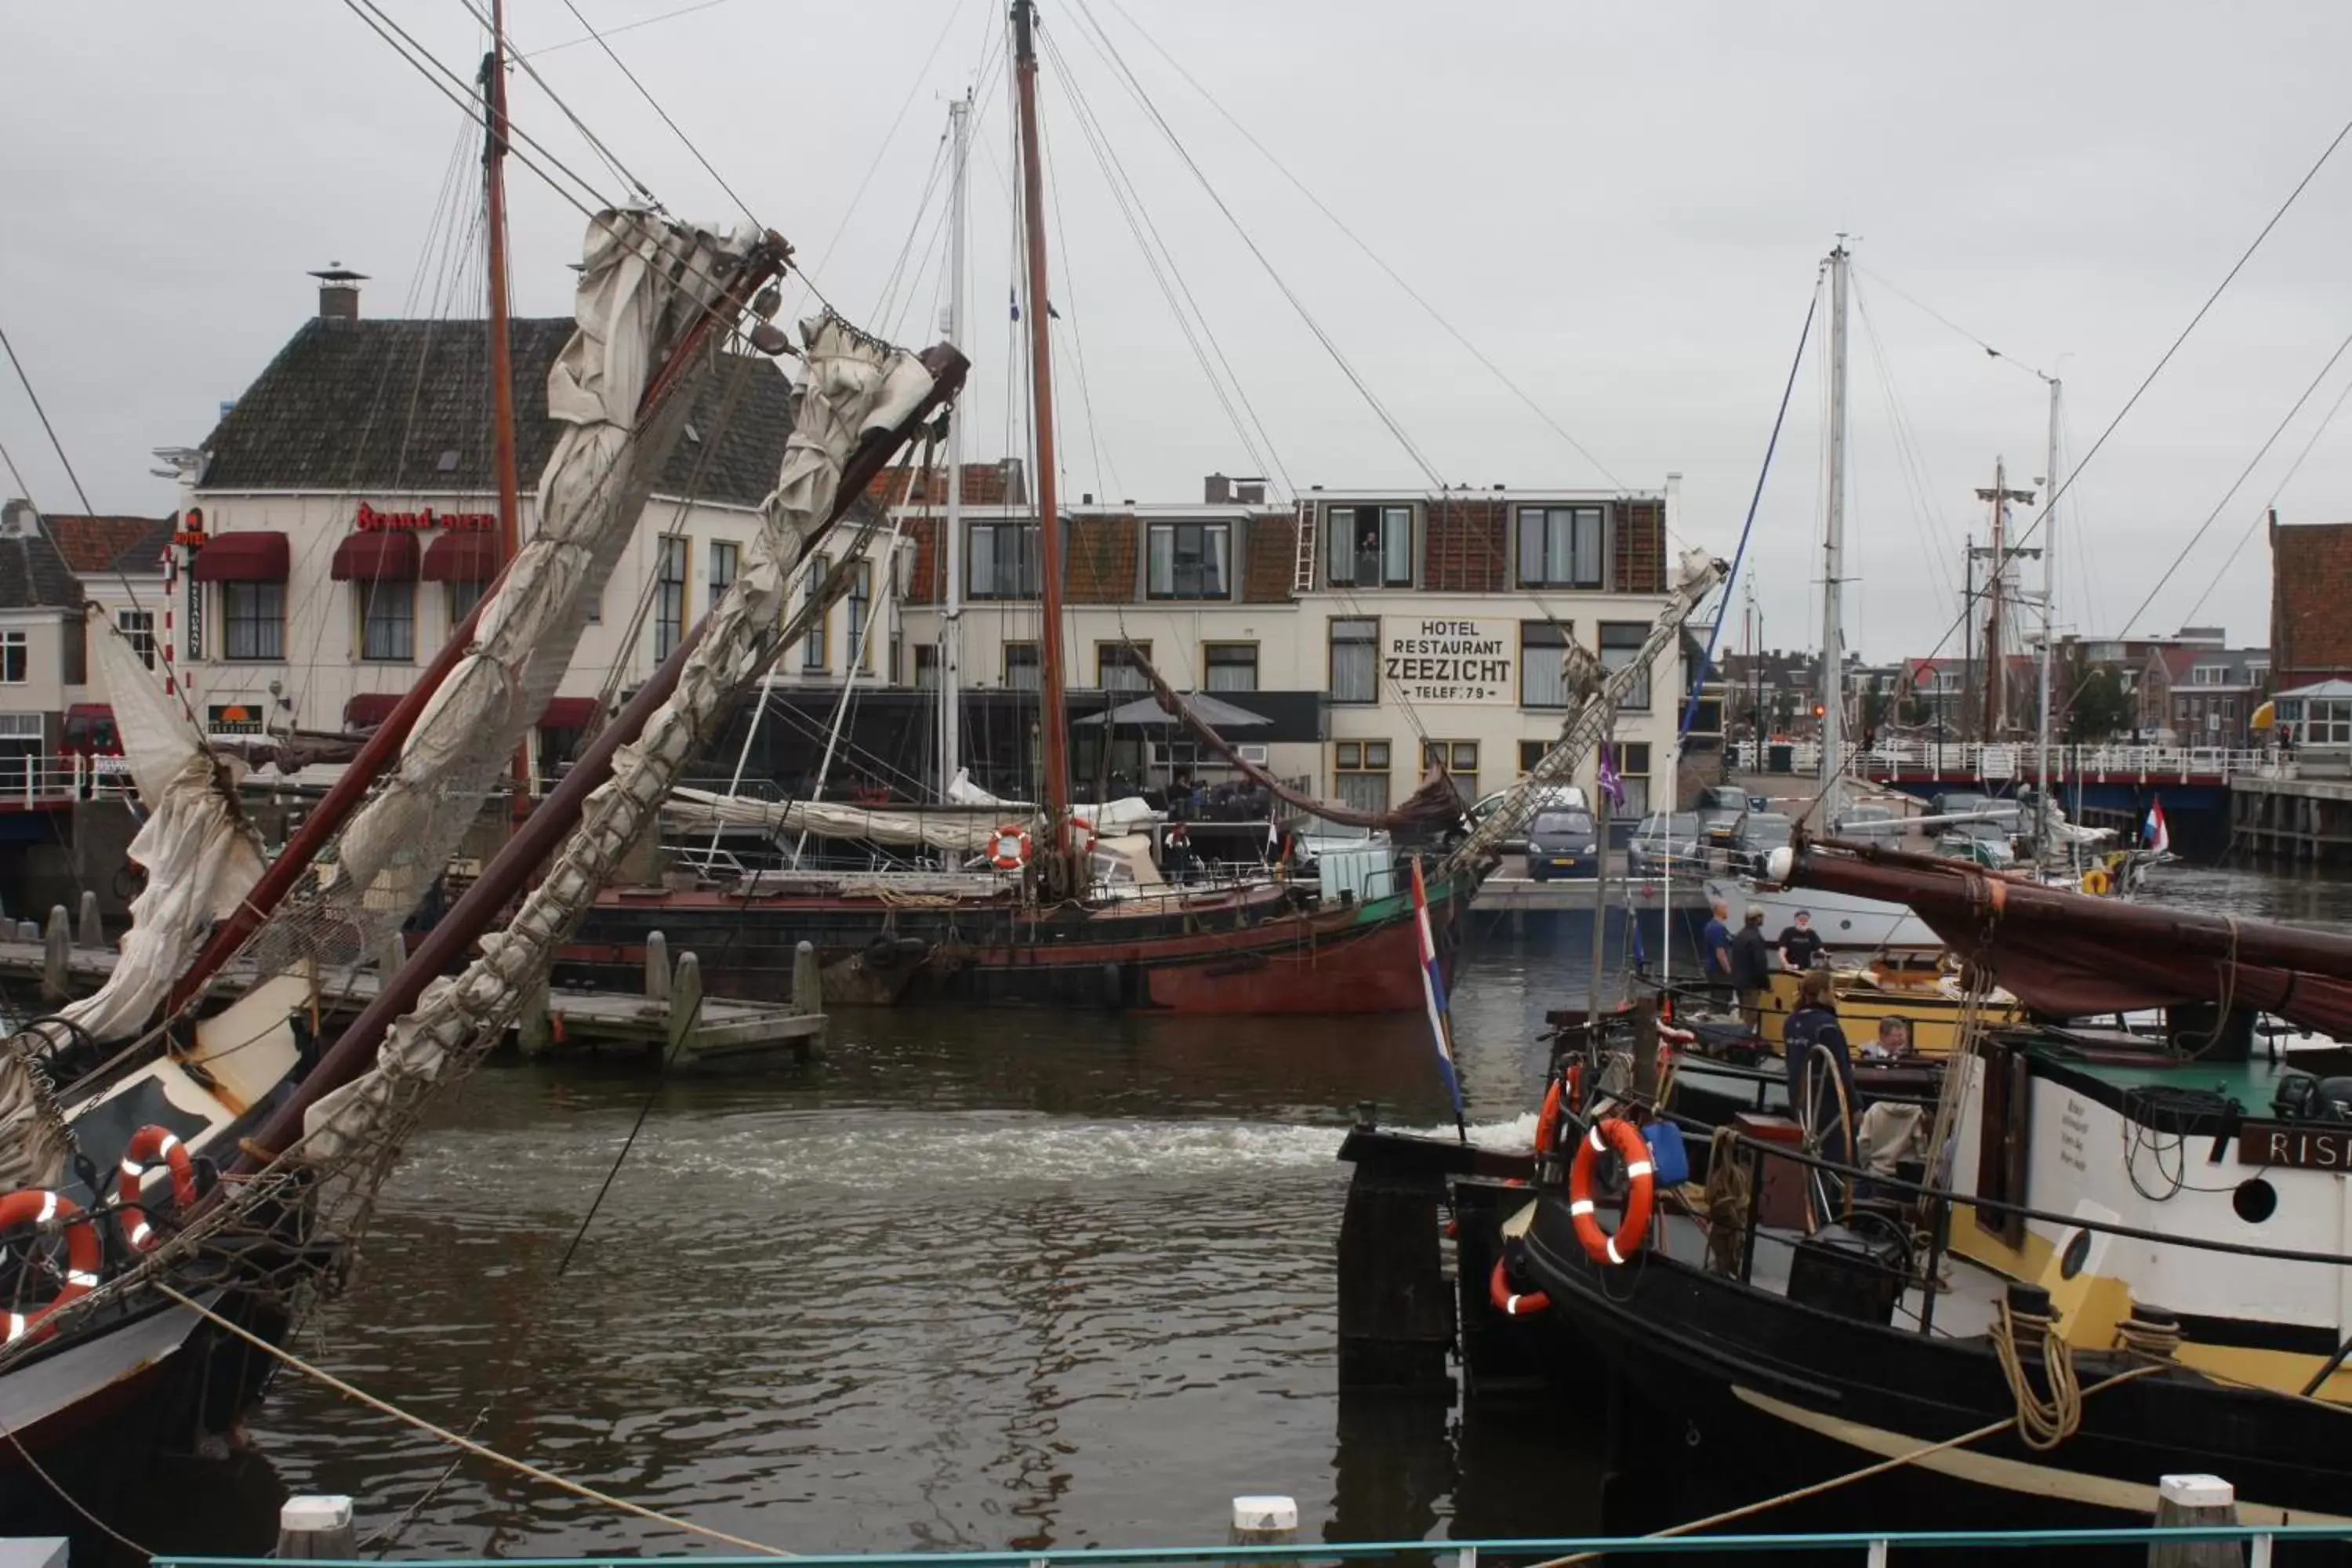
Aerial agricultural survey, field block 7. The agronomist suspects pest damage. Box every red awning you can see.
[539,697,599,728]
[331,532,419,582]
[343,691,408,729]
[422,531,503,583]
[66,703,114,721]
[190,532,290,583]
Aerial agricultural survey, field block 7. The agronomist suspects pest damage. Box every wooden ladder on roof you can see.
[1290,498,1317,596]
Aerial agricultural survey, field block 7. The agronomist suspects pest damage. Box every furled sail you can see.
[298,313,938,1163]
[44,608,267,1044]
[1780,840,2352,1038]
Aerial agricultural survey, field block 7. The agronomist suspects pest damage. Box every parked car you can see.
[1936,818,2016,867]
[1628,811,1704,875]
[1730,810,1795,874]
[1470,784,1590,853]
[1831,804,1902,840]
[1696,784,1751,845]
[1526,808,1601,881]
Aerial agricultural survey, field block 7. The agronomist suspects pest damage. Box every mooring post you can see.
[74,890,100,949]
[668,951,703,1063]
[276,1494,356,1559]
[2149,1474,2239,1568]
[40,906,69,1001]
[644,929,670,1002]
[792,940,821,1016]
[1229,1495,1298,1548]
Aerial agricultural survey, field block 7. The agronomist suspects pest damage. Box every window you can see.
[800,554,829,671]
[357,579,414,662]
[1330,617,1378,704]
[116,610,156,670]
[447,579,488,626]
[1005,642,1041,691]
[223,582,284,662]
[1204,642,1258,692]
[1147,521,1232,601]
[847,560,873,670]
[654,535,688,660]
[0,630,24,684]
[1334,739,1390,814]
[1098,641,1150,691]
[709,539,739,613]
[1519,739,1551,774]
[1604,741,1653,817]
[1327,505,1412,588]
[914,644,940,690]
[1521,621,1570,709]
[1518,505,1603,589]
[2249,662,2270,684]
[1422,739,1479,803]
[968,520,1040,600]
[1599,622,1652,710]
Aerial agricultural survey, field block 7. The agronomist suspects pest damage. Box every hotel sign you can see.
[1385,619,1515,705]
[208,702,266,735]
[355,502,496,532]
[2238,1122,2352,1171]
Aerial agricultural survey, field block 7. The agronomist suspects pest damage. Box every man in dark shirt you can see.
[1778,909,1825,971]
[1700,899,1733,993]
[1730,907,1776,1029]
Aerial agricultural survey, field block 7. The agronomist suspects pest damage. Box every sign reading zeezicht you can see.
[1384,619,1516,704]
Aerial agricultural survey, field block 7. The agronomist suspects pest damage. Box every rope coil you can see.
[1994,1296,2083,1451]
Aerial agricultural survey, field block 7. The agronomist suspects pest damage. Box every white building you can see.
[0,499,88,772]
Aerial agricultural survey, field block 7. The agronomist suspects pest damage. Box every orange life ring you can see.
[1566,1060,1588,1116]
[0,1189,102,1344]
[1489,1257,1550,1316]
[990,824,1031,870]
[118,1125,198,1250]
[1569,1117,1657,1267]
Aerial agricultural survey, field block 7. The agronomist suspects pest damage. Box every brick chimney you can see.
[308,263,368,321]
[1204,473,1232,504]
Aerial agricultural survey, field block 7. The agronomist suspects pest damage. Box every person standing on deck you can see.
[1700,898,1734,996]
[1730,906,1776,1029]
[1784,969,1858,1163]
[1778,909,1825,971]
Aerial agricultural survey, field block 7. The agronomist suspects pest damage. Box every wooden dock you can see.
[0,910,825,1068]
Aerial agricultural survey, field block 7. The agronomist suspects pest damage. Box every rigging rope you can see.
[1995,1294,2085,1450]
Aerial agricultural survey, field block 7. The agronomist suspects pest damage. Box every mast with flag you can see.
[2146,796,2171,855]
[1410,855,1468,1142]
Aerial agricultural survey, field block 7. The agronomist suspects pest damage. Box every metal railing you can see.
[157,1521,2352,1566]
[1731,739,2273,784]
[0,753,135,808]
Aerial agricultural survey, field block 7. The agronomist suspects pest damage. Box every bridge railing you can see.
[1730,739,2271,785]
[0,753,135,808]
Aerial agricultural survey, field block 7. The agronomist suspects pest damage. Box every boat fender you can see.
[118,1125,198,1250]
[0,1189,101,1342]
[1534,1079,1564,1156]
[1488,1256,1550,1317]
[991,824,1031,870]
[2080,867,2111,896]
[1569,1117,1657,1267]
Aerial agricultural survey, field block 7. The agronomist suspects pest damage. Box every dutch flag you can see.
[2145,797,2171,855]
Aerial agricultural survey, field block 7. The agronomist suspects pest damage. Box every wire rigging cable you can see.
[556,0,754,220]
[2185,363,2352,624]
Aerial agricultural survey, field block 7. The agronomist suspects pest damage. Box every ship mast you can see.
[1011,0,1073,868]
[2035,376,2063,844]
[938,93,971,799]
[482,0,532,805]
[1817,242,1849,822]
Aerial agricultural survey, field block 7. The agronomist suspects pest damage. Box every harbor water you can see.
[49,863,2352,1557]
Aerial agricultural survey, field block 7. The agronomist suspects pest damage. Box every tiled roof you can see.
[43,514,174,576]
[0,522,84,612]
[197,317,793,509]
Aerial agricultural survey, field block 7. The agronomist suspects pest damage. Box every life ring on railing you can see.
[0,1190,101,1344]
[1489,1256,1550,1316]
[1569,1117,1657,1267]
[1069,814,1098,857]
[2079,867,2112,897]
[990,824,1032,870]
[118,1125,197,1250]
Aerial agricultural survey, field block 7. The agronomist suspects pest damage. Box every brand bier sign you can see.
[1384,619,1515,704]
[355,502,496,533]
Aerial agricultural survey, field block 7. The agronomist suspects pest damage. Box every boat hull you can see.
[1705,876,1940,952]
[559,868,1479,1014]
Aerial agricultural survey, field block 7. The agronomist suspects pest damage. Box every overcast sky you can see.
[6,2,2351,661]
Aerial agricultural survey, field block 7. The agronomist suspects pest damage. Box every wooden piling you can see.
[40,907,69,1002]
[74,891,100,950]
[1229,1495,1298,1548]
[2148,1474,2238,1568]
[644,930,670,1002]
[668,951,703,1061]
[276,1494,356,1559]
[791,940,821,1016]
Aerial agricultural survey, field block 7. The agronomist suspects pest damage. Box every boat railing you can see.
[1732,738,2273,784]
[0,752,136,808]
[158,1521,2352,1566]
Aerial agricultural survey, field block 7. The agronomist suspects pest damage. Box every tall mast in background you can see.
[482,0,532,803]
[2036,376,2063,838]
[1011,0,1073,858]
[938,93,970,800]
[1817,243,1849,822]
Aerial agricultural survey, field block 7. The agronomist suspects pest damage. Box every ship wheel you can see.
[1793,1040,1857,1232]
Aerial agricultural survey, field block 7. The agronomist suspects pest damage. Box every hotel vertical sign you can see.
[1384,619,1517,704]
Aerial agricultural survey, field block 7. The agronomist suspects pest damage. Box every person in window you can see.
[1355,521,1381,586]
[1783,969,1858,1164]
[1730,906,1776,1029]
[1777,909,1825,971]
[1700,898,1733,996]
